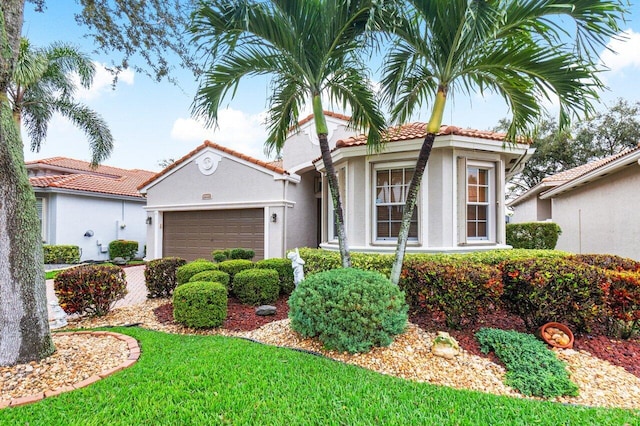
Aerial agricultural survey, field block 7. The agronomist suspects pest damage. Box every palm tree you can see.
[8,38,113,165]
[190,0,388,268]
[381,0,626,285]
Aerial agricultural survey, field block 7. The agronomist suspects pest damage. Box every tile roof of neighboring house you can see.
[138,140,288,190]
[335,123,524,148]
[27,157,154,198]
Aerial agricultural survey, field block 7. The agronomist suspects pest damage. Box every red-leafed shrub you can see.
[601,270,640,339]
[400,259,503,328]
[569,254,640,273]
[145,257,187,298]
[500,258,606,332]
[54,264,127,316]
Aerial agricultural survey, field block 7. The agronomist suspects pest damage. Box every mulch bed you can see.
[154,298,640,378]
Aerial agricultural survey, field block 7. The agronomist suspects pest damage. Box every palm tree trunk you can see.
[0,1,55,366]
[389,133,435,285]
[318,133,351,268]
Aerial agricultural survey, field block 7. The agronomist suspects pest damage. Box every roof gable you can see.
[138,140,289,192]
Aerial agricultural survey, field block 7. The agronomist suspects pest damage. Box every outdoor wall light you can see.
[271,213,277,223]
[84,230,94,237]
[146,217,152,225]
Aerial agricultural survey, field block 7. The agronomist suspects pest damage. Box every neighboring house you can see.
[27,157,155,261]
[139,112,533,261]
[508,145,640,260]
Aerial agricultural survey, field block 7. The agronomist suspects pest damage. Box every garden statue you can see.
[287,248,305,287]
[50,300,68,329]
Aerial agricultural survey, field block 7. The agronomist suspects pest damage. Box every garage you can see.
[163,209,264,261]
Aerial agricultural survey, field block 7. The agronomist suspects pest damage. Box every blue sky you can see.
[21,2,640,172]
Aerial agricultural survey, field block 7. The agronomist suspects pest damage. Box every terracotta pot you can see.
[538,322,574,349]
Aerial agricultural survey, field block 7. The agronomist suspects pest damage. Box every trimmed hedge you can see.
[176,261,218,285]
[506,222,562,249]
[255,258,295,294]
[173,281,227,328]
[217,259,254,285]
[288,268,408,354]
[232,268,280,305]
[400,259,502,328]
[108,240,139,260]
[500,258,605,331]
[144,257,187,298]
[189,270,231,289]
[212,248,255,262]
[601,270,640,338]
[43,245,80,264]
[569,254,640,272]
[54,264,127,316]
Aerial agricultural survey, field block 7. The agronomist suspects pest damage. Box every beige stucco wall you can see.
[551,164,640,260]
[284,170,320,251]
[510,197,552,223]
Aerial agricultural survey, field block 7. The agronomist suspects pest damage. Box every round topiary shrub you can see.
[54,264,127,316]
[189,270,231,289]
[217,259,254,285]
[173,281,228,328]
[145,257,187,298]
[176,261,218,285]
[232,268,280,305]
[255,258,295,294]
[288,268,408,353]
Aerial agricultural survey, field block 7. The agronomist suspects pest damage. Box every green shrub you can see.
[289,268,408,354]
[144,257,187,298]
[475,328,578,398]
[296,248,341,276]
[500,258,605,331]
[43,245,80,264]
[400,259,502,328]
[189,270,231,289]
[108,240,139,260]
[351,252,395,277]
[176,261,218,285]
[255,258,295,294]
[232,269,280,305]
[54,264,127,316]
[217,259,254,285]
[569,254,640,272]
[173,281,227,328]
[212,249,231,263]
[506,222,562,249]
[230,248,255,260]
[601,270,640,339]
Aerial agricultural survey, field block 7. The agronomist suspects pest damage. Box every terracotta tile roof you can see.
[138,140,288,190]
[296,111,351,128]
[27,157,154,198]
[542,146,640,183]
[336,123,518,148]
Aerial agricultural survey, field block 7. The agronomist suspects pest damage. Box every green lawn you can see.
[2,327,638,425]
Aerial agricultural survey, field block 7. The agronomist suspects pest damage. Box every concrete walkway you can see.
[46,265,148,320]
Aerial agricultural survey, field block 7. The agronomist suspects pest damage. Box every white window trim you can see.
[371,161,419,244]
[465,160,496,243]
[36,197,47,243]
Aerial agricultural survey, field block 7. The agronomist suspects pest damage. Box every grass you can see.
[2,328,638,425]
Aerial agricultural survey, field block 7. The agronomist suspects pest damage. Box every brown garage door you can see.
[163,209,264,261]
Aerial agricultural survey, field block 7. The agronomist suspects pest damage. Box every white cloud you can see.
[74,62,135,100]
[171,108,270,160]
[599,29,640,74]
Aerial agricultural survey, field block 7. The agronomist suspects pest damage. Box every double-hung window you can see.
[465,163,494,241]
[374,165,417,241]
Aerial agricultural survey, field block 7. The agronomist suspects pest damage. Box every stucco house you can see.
[508,145,640,260]
[27,157,155,261]
[139,113,533,261]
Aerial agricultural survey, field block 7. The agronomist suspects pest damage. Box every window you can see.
[35,197,47,242]
[374,166,417,241]
[466,165,493,240]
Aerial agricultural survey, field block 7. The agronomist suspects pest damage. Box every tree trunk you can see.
[318,132,351,268]
[0,0,55,366]
[389,133,436,285]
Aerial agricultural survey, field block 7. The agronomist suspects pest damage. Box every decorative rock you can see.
[112,257,127,265]
[256,305,277,316]
[49,301,68,329]
[431,331,460,360]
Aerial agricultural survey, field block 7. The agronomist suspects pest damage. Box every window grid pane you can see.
[375,168,417,240]
[466,166,490,239]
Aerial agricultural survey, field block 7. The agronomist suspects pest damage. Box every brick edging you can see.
[0,331,140,409]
